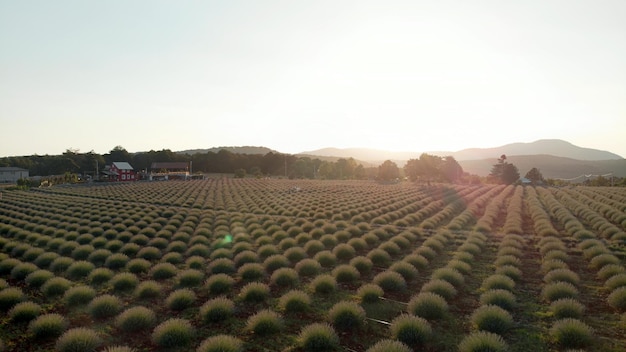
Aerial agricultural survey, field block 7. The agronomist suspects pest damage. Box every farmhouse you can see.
[149,161,191,180]
[102,162,136,181]
[0,166,29,183]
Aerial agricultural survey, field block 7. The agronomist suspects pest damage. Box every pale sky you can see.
[1,0,625,158]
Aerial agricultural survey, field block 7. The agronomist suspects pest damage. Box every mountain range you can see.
[298,139,625,179]
[178,139,625,179]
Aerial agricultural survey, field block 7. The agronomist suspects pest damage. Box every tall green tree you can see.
[524,167,544,184]
[490,155,520,184]
[378,160,400,181]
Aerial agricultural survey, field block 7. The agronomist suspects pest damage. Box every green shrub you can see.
[550,318,594,348]
[544,268,581,286]
[11,262,38,280]
[495,265,522,282]
[403,254,429,270]
[295,258,322,277]
[470,304,513,334]
[447,259,472,275]
[542,282,579,302]
[263,254,290,273]
[284,247,307,263]
[125,258,151,274]
[208,258,236,274]
[479,289,516,311]
[34,252,60,268]
[390,261,419,281]
[367,248,392,267]
[540,259,568,274]
[104,253,130,270]
[150,262,177,280]
[49,256,74,273]
[176,269,204,288]
[608,286,626,311]
[333,243,356,261]
[278,290,311,313]
[110,272,139,292]
[199,297,235,323]
[605,273,626,291]
[390,314,432,347]
[239,282,270,303]
[205,273,235,295]
[366,339,412,352]
[304,240,325,256]
[114,306,157,331]
[55,327,102,352]
[237,263,266,281]
[166,288,197,311]
[88,267,114,285]
[349,256,374,274]
[309,274,337,294]
[373,271,407,293]
[63,285,96,306]
[245,309,284,335]
[41,277,72,297]
[151,318,195,348]
[315,250,337,268]
[328,301,366,331]
[25,270,54,288]
[186,255,207,270]
[297,323,340,352]
[332,264,360,283]
[494,254,521,268]
[589,253,620,269]
[421,279,457,300]
[458,331,508,352]
[134,280,162,299]
[271,267,300,287]
[407,292,448,320]
[88,294,122,319]
[598,264,626,281]
[28,313,68,339]
[9,301,41,323]
[196,334,243,352]
[65,260,95,279]
[432,267,465,287]
[481,274,515,292]
[71,244,94,260]
[0,258,21,276]
[550,298,585,319]
[357,284,384,303]
[0,287,25,311]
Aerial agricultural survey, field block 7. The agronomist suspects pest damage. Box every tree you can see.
[524,168,544,184]
[404,153,463,183]
[490,155,519,184]
[105,146,131,164]
[378,160,400,182]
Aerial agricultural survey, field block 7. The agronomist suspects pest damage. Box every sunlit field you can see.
[1,179,626,351]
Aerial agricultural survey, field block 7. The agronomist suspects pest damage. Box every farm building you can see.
[102,162,136,181]
[0,166,29,183]
[149,161,191,180]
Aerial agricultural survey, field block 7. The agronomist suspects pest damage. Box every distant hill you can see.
[299,139,625,179]
[177,146,277,155]
[443,139,623,161]
[301,139,623,163]
[459,155,626,179]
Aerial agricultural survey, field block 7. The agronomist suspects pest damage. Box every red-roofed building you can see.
[102,162,136,181]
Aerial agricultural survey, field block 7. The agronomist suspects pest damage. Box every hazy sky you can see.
[1,0,625,158]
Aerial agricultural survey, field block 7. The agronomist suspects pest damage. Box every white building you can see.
[0,167,29,183]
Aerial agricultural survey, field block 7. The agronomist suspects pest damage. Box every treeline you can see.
[0,147,377,180]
